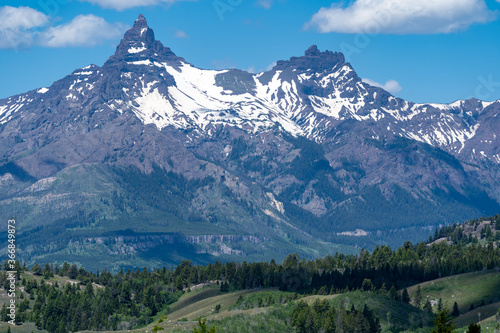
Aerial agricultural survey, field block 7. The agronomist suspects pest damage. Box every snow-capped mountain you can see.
[1,15,499,269]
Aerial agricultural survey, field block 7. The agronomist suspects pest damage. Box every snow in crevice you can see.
[74,71,93,76]
[124,62,303,135]
[1,52,493,151]
[128,60,153,66]
[0,105,8,118]
[128,44,146,54]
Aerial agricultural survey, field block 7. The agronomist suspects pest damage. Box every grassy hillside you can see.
[166,288,266,321]
[407,270,500,313]
[124,288,435,333]
[2,221,500,333]
[1,270,499,333]
[407,269,500,330]
[144,271,500,333]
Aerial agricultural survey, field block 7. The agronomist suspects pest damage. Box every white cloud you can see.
[79,0,195,11]
[39,15,127,48]
[0,6,49,49]
[362,78,402,94]
[265,61,277,71]
[174,30,189,39]
[0,7,126,49]
[306,0,495,34]
[256,0,274,9]
[246,62,276,73]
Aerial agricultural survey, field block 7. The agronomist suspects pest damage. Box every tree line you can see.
[0,216,499,332]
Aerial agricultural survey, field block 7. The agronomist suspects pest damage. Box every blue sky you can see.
[1,0,500,103]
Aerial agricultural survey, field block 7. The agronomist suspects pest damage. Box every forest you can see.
[0,215,499,332]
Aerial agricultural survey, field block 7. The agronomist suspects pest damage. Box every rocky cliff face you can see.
[0,15,499,270]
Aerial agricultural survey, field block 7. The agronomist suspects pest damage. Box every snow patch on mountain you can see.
[1,16,498,166]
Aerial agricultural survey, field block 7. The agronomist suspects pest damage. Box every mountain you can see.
[1,15,499,271]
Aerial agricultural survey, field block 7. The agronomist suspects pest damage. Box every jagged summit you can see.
[135,14,147,26]
[304,45,321,56]
[1,12,500,271]
[273,45,345,72]
[103,14,184,68]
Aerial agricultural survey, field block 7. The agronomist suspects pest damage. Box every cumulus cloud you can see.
[0,7,126,49]
[79,0,195,11]
[256,0,274,9]
[306,0,495,34]
[0,6,49,49]
[39,15,127,48]
[174,30,189,39]
[362,78,402,94]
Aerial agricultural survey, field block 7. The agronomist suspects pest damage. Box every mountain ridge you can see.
[0,14,499,270]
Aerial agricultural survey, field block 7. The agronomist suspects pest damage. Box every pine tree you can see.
[402,288,411,304]
[415,285,422,308]
[361,279,374,292]
[379,283,387,295]
[451,302,460,316]
[1,304,8,322]
[31,263,42,276]
[193,318,215,333]
[432,309,455,333]
[466,323,481,333]
[438,298,443,311]
[388,286,398,300]
[423,299,433,313]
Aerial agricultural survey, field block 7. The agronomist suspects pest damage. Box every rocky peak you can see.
[273,45,346,72]
[134,14,148,28]
[304,45,321,57]
[103,14,184,68]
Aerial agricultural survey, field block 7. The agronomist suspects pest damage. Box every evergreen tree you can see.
[452,302,460,316]
[467,323,481,333]
[379,283,387,295]
[438,298,443,311]
[220,281,229,293]
[423,299,433,313]
[388,286,398,301]
[31,264,42,276]
[496,308,500,330]
[1,304,8,322]
[432,309,455,333]
[152,326,164,333]
[414,285,422,308]
[193,318,215,333]
[85,282,94,298]
[402,288,411,304]
[361,278,374,292]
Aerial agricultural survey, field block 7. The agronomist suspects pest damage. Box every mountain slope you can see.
[0,15,499,270]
